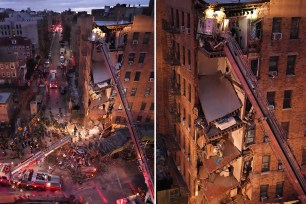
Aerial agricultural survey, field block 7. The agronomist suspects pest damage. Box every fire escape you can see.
[162,18,181,152]
[223,33,306,200]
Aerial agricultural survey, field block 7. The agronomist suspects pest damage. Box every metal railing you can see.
[223,33,306,195]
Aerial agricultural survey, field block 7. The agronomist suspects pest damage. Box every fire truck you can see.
[0,163,62,191]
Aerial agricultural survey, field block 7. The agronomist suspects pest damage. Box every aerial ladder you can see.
[222,33,306,200]
[11,135,74,176]
[100,43,154,202]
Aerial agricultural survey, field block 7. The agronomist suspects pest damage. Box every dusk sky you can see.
[1,0,150,13]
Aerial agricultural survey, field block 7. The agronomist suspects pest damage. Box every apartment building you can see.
[0,36,33,66]
[0,11,43,48]
[0,53,19,85]
[108,15,154,126]
[0,92,14,123]
[157,0,306,203]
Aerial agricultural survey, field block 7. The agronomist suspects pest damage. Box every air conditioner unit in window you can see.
[268,71,278,77]
[268,105,275,110]
[187,64,191,70]
[177,165,181,171]
[149,78,154,82]
[272,32,282,40]
[132,40,138,45]
[186,27,191,35]
[124,78,130,81]
[260,196,268,202]
[188,126,191,132]
[276,195,283,199]
[181,26,185,32]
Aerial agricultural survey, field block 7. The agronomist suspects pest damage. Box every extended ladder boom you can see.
[223,34,306,198]
[11,135,73,175]
[101,43,154,201]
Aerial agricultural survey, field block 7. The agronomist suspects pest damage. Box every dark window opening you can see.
[286,55,296,75]
[272,18,282,33]
[133,32,139,41]
[261,155,270,172]
[283,90,292,109]
[290,17,300,39]
[134,72,141,81]
[138,53,146,64]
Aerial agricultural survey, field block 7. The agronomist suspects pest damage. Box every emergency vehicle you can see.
[0,163,61,191]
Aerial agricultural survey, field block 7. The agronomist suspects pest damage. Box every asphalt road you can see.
[45,32,69,123]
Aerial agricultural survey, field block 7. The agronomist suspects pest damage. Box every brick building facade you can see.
[0,53,19,85]
[157,0,306,203]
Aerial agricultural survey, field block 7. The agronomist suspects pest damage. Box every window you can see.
[5,64,9,69]
[145,116,151,123]
[118,104,122,110]
[245,125,255,145]
[145,88,151,96]
[149,72,154,81]
[176,9,179,28]
[283,90,292,109]
[278,160,283,170]
[138,53,146,64]
[187,13,190,28]
[10,64,14,69]
[150,103,154,111]
[250,59,259,77]
[134,72,141,81]
[143,32,151,44]
[136,116,142,122]
[115,116,121,123]
[140,102,146,111]
[0,64,3,69]
[262,155,270,172]
[269,56,279,72]
[181,11,185,27]
[286,55,296,75]
[304,126,306,137]
[128,102,133,110]
[12,72,16,77]
[260,185,269,199]
[272,18,282,33]
[188,83,191,102]
[182,46,185,65]
[281,122,289,139]
[7,73,10,77]
[128,53,135,64]
[267,91,275,106]
[183,78,186,96]
[290,17,300,39]
[2,73,5,77]
[124,71,131,81]
[275,182,284,198]
[130,88,137,96]
[132,32,139,41]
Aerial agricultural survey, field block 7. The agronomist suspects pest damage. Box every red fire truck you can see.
[0,163,62,191]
